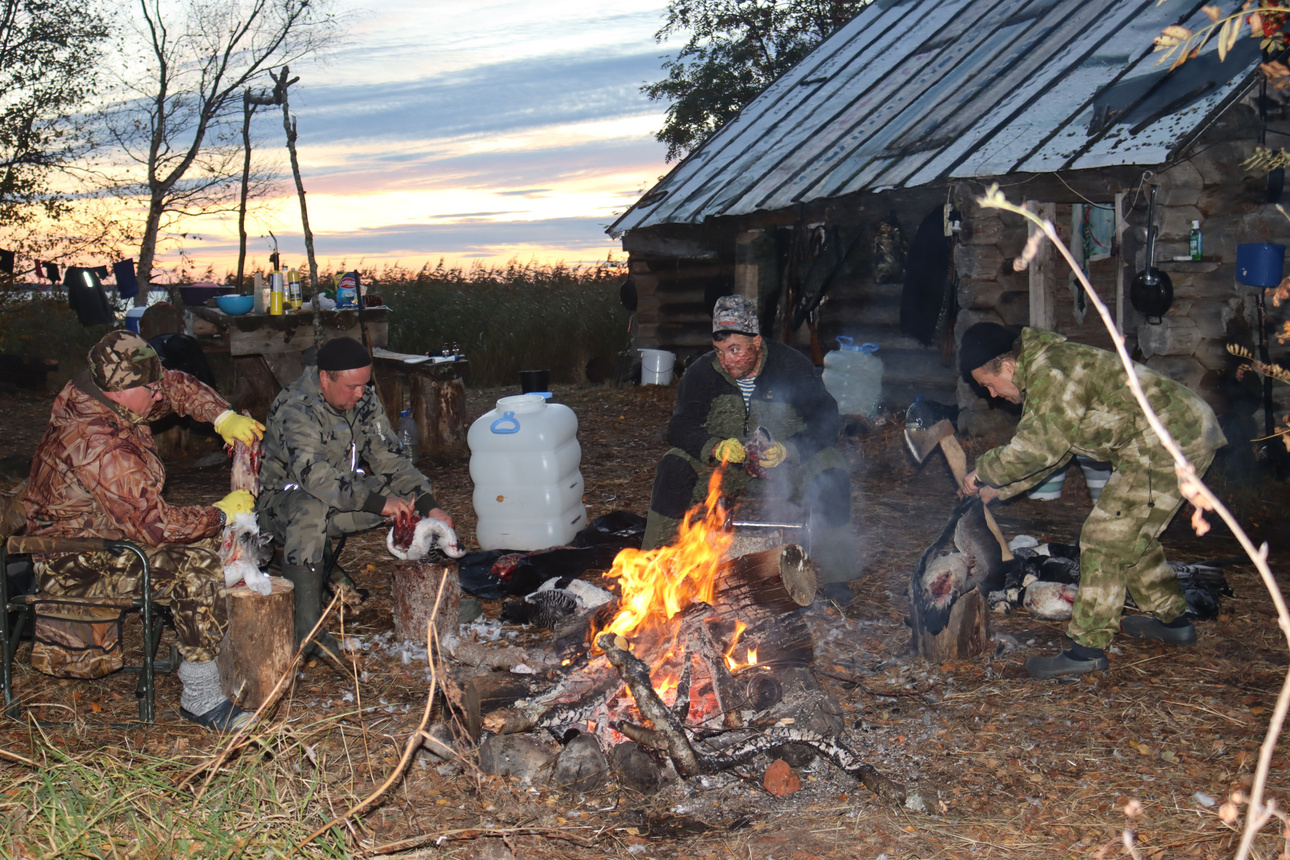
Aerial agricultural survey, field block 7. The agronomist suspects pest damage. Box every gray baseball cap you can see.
[712,295,759,336]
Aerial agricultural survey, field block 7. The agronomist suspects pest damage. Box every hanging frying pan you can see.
[1129,184,1174,324]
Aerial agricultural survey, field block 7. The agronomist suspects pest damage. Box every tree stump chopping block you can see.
[217,576,294,710]
[908,586,989,661]
[392,561,462,653]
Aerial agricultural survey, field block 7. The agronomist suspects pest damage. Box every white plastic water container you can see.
[468,394,587,550]
[821,337,882,418]
[640,348,675,385]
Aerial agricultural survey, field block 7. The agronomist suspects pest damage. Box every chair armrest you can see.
[7,536,143,556]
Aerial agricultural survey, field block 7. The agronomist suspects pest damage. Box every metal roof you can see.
[610,0,1261,236]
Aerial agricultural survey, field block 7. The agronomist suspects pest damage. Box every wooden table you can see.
[372,348,468,462]
[187,306,389,419]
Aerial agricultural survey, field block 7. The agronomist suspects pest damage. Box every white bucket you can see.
[640,348,675,385]
[468,394,586,551]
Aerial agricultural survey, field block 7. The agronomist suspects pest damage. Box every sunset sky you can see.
[186,0,673,278]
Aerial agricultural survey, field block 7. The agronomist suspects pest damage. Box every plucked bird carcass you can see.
[1009,541,1234,621]
[909,495,1009,638]
[387,512,465,560]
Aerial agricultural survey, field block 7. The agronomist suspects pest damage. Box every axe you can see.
[905,414,1014,562]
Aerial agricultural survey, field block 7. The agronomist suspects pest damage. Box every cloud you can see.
[292,49,665,147]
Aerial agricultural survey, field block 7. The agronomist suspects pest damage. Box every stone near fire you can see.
[420,722,458,762]
[763,758,802,797]
[609,742,667,796]
[478,734,554,784]
[552,733,610,793]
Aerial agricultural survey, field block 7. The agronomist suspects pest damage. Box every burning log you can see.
[600,633,704,778]
[597,632,905,802]
[481,658,622,736]
[713,543,815,615]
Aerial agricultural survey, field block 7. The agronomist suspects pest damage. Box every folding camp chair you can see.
[0,536,174,723]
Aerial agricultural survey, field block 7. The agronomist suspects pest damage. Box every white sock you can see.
[177,659,226,716]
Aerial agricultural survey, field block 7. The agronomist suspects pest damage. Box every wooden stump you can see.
[908,587,989,661]
[217,576,295,709]
[391,561,462,650]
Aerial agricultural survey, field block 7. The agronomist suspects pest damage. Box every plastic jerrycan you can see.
[468,394,587,551]
[821,336,883,419]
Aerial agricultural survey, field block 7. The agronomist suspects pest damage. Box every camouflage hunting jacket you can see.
[258,367,434,515]
[974,328,1227,501]
[668,340,842,465]
[24,369,229,546]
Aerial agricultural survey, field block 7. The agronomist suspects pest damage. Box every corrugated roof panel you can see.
[722,4,1004,215]
[644,2,923,227]
[610,0,1260,237]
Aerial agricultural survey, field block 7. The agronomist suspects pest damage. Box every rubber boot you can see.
[281,563,343,663]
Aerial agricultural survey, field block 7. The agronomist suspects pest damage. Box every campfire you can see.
[441,464,905,802]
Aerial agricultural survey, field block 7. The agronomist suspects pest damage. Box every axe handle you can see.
[939,436,1015,562]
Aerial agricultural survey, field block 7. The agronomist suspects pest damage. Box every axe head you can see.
[905,418,955,464]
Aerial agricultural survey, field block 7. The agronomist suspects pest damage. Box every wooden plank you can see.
[223,308,388,356]
[1028,201,1058,330]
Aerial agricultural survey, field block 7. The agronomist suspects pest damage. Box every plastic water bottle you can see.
[821,337,883,419]
[468,394,586,550]
[399,409,419,463]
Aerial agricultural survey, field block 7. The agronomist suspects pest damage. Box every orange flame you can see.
[723,620,746,671]
[597,463,733,645]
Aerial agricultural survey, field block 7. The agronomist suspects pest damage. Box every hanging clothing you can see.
[1068,203,1115,325]
[113,260,139,299]
[65,267,115,326]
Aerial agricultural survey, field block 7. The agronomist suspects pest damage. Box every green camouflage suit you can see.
[973,328,1227,649]
[257,367,438,567]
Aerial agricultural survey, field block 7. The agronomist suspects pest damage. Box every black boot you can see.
[281,563,343,662]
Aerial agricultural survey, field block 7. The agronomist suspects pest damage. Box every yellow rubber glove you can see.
[759,441,788,469]
[214,410,265,446]
[713,438,746,464]
[213,489,256,520]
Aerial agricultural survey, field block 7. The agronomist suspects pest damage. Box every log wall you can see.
[619,102,1288,447]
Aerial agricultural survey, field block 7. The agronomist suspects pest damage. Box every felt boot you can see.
[281,563,343,662]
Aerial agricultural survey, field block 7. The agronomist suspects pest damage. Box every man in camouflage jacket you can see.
[24,330,263,729]
[959,324,1227,679]
[643,296,855,600]
[257,337,453,659]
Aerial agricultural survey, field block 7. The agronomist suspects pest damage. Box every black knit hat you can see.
[959,323,1020,380]
[317,336,372,371]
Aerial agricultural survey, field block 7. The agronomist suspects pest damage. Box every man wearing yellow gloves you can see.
[23,331,263,730]
[642,296,856,602]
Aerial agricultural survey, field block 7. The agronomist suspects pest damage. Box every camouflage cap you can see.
[88,330,163,392]
[712,295,759,336]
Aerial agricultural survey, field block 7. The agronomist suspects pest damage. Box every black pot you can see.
[1129,185,1173,325]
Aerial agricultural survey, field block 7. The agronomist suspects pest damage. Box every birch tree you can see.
[105,0,339,292]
